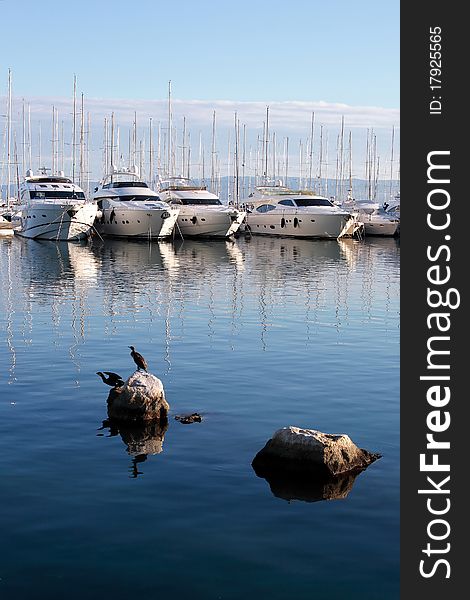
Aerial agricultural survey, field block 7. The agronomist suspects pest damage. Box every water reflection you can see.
[252,462,365,503]
[0,235,400,379]
[98,417,169,478]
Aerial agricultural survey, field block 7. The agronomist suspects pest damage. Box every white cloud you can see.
[2,94,399,184]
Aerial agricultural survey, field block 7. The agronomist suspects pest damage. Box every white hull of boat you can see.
[95,202,179,239]
[245,210,352,239]
[15,202,98,240]
[175,206,246,238]
[363,217,399,237]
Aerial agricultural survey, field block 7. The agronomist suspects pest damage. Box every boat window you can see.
[278,199,295,206]
[294,198,333,207]
[169,198,221,206]
[112,195,161,202]
[102,181,148,189]
[256,204,276,213]
[30,190,86,200]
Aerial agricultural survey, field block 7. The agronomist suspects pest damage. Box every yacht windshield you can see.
[170,198,222,206]
[294,198,333,207]
[102,181,148,189]
[113,195,161,202]
[30,190,85,200]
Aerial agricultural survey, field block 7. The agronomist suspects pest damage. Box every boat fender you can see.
[280,217,286,228]
[294,217,299,228]
[191,216,198,224]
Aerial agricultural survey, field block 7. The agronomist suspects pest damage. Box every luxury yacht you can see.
[93,169,179,239]
[356,202,399,237]
[156,177,246,238]
[242,184,353,239]
[15,169,98,241]
[342,192,399,237]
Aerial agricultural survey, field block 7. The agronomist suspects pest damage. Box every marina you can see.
[1,1,400,595]
[0,233,399,599]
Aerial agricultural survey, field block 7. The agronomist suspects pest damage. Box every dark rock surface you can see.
[175,413,202,424]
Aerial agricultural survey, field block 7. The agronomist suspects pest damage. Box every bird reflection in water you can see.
[97,417,168,478]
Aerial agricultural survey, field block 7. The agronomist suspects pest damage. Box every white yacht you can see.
[15,170,98,241]
[93,169,179,239]
[357,202,399,237]
[242,184,353,239]
[157,177,246,238]
[342,192,399,237]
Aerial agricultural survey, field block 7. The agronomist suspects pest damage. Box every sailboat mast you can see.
[210,110,216,192]
[22,99,26,176]
[51,105,56,174]
[284,136,289,185]
[182,116,186,178]
[348,130,353,196]
[264,105,269,181]
[103,117,108,176]
[86,112,91,194]
[338,116,345,201]
[242,123,246,197]
[308,111,314,190]
[318,125,323,195]
[6,68,12,201]
[110,111,115,177]
[167,80,172,177]
[389,125,395,200]
[79,93,85,187]
[28,103,32,172]
[234,112,239,208]
[149,117,153,186]
[132,111,137,171]
[72,75,77,182]
[38,122,42,171]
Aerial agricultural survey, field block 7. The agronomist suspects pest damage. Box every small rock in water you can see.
[175,413,202,424]
[252,426,381,478]
[107,370,169,422]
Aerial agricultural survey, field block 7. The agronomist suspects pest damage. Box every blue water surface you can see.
[0,235,399,600]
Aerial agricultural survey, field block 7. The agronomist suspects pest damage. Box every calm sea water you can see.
[0,234,399,600]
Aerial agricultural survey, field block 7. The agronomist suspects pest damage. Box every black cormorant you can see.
[96,371,125,387]
[129,346,148,371]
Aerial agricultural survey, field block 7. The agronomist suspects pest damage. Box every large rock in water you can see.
[107,371,169,422]
[252,426,380,477]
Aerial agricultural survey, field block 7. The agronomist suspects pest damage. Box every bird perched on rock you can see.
[129,346,148,371]
[96,371,125,388]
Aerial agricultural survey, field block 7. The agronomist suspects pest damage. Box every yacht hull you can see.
[245,211,352,239]
[15,203,97,241]
[175,207,246,238]
[363,218,399,236]
[94,203,179,239]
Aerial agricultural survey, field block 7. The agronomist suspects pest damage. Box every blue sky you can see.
[1,0,399,187]
[0,0,398,106]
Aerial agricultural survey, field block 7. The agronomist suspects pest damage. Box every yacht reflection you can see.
[252,462,365,503]
[9,238,99,378]
[99,417,169,478]
[172,238,245,273]
[90,237,176,275]
[18,237,98,295]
